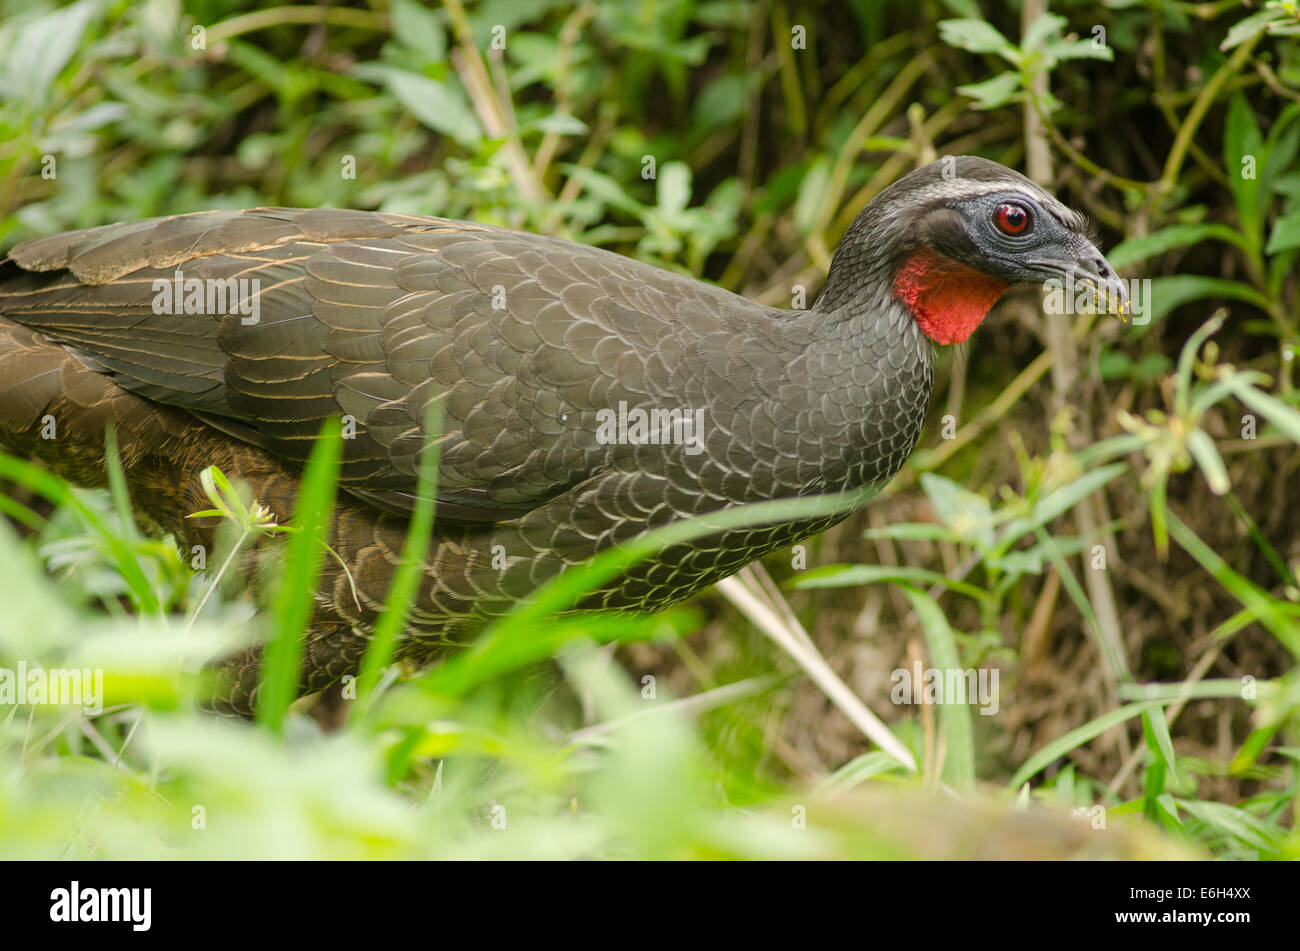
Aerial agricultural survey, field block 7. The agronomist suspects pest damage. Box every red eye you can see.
[994,203,1031,235]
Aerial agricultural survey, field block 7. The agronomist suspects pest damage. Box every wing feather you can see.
[2,207,776,522]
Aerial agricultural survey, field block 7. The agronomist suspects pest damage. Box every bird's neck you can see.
[783,287,934,495]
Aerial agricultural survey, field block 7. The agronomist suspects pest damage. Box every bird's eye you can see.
[993,203,1032,236]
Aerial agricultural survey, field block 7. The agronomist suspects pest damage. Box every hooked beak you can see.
[1065,236,1130,321]
[1023,236,1130,321]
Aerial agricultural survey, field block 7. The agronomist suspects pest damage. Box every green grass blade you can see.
[1174,798,1285,855]
[902,586,975,789]
[1033,525,1132,681]
[356,401,443,710]
[1219,374,1300,444]
[1008,701,1160,789]
[102,425,142,543]
[813,751,908,795]
[0,450,160,614]
[793,563,989,601]
[256,418,343,732]
[0,491,45,531]
[1224,490,1298,587]
[1167,510,1300,658]
[487,487,879,638]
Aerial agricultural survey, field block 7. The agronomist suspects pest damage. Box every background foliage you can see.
[1,0,1298,858]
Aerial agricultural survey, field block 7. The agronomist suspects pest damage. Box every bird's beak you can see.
[1067,236,1130,321]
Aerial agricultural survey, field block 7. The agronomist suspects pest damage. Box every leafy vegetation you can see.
[0,0,1297,858]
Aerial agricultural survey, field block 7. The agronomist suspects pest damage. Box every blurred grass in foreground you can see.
[0,418,1265,859]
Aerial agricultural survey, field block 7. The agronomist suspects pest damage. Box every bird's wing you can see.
[1,207,777,521]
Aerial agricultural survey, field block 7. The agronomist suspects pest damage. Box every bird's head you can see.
[818,155,1127,345]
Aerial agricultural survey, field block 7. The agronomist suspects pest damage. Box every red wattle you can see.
[892,248,1009,345]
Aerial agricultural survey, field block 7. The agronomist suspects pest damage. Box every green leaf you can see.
[793,564,988,601]
[382,69,481,146]
[920,473,995,550]
[226,41,302,103]
[938,18,1018,60]
[416,611,673,700]
[863,522,954,542]
[1145,275,1272,324]
[1142,707,1184,790]
[1098,351,1133,380]
[1262,104,1300,203]
[390,0,446,62]
[956,71,1021,110]
[1186,429,1230,495]
[1022,12,1067,52]
[45,102,129,138]
[1026,463,1127,534]
[1175,311,1226,407]
[693,73,749,131]
[5,0,96,110]
[793,157,831,236]
[992,543,1060,576]
[1120,677,1276,703]
[562,164,646,216]
[902,587,975,790]
[1042,38,1114,63]
[1220,8,1285,51]
[656,162,692,216]
[1150,792,1185,834]
[1265,210,1300,255]
[1225,95,1264,242]
[195,466,248,525]
[530,113,588,136]
[1076,433,1148,468]
[1231,724,1279,773]
[1107,223,1253,270]
[1217,372,1300,444]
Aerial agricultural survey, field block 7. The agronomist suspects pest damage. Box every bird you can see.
[0,156,1124,715]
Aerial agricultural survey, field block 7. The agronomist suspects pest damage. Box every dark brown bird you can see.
[0,156,1122,714]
